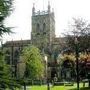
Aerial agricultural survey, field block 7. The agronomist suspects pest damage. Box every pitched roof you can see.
[3,39,31,47]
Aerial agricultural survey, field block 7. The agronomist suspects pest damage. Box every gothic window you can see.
[5,50,10,55]
[14,49,19,64]
[14,49,19,58]
[43,23,46,31]
[36,23,40,35]
[5,50,10,64]
[43,23,46,34]
[36,23,40,31]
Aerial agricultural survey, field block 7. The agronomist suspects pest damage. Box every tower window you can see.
[43,23,46,31]
[37,23,40,31]
[36,23,40,35]
[43,23,46,35]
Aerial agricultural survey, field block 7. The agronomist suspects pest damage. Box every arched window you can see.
[14,49,19,57]
[43,23,46,31]
[5,50,10,55]
[43,23,46,35]
[36,23,40,35]
[14,49,19,64]
[5,50,10,64]
[37,23,40,31]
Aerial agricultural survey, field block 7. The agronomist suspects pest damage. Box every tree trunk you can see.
[88,79,90,87]
[24,82,26,90]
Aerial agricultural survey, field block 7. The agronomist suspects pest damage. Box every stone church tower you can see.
[31,3,55,51]
[3,2,64,79]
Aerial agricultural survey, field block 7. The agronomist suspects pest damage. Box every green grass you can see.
[8,83,89,90]
[69,87,90,90]
[16,83,89,90]
[31,86,64,90]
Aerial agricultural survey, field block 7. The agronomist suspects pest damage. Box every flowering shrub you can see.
[58,53,90,63]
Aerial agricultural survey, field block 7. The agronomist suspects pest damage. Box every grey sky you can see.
[3,0,90,42]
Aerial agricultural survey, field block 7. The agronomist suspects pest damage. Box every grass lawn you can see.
[16,83,89,90]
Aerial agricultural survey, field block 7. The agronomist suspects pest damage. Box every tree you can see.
[20,45,44,89]
[0,0,12,17]
[58,53,76,80]
[65,18,90,52]
[0,0,12,36]
[0,0,21,89]
[21,45,44,79]
[64,18,90,87]
[0,50,20,89]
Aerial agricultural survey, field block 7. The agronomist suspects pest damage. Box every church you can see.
[3,3,66,80]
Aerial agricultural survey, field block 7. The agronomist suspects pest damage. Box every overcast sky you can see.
[3,0,90,42]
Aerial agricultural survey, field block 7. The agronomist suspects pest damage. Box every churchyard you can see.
[11,83,89,90]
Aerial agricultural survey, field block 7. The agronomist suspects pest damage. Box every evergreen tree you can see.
[0,50,20,89]
[0,0,21,89]
[0,0,12,36]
